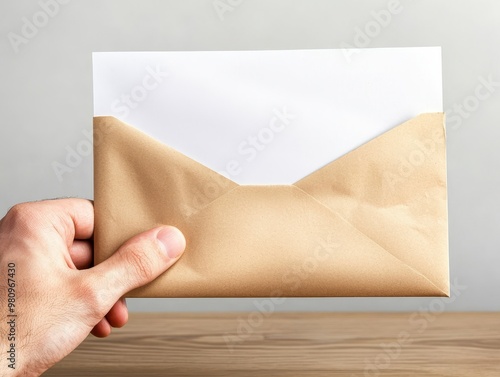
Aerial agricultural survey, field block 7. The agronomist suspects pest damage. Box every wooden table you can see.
[45,312,500,376]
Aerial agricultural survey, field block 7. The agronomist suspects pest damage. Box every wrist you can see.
[2,359,45,377]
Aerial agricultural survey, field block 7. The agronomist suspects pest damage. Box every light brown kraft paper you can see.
[93,113,449,298]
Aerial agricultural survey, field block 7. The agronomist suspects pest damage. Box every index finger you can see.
[39,198,94,241]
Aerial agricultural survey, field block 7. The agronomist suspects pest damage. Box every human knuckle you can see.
[6,203,35,225]
[3,203,43,234]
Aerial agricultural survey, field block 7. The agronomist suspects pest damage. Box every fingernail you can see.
[156,227,186,259]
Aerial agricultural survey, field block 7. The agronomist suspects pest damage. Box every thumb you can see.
[87,226,185,309]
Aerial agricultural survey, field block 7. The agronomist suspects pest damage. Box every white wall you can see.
[1,0,499,311]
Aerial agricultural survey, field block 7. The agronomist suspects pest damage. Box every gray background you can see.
[1,0,499,312]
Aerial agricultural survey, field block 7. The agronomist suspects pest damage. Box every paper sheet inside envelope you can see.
[93,47,443,185]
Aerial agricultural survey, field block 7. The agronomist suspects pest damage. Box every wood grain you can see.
[44,312,500,377]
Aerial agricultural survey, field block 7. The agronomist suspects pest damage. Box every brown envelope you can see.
[93,113,449,298]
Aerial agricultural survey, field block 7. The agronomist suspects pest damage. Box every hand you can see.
[0,199,186,376]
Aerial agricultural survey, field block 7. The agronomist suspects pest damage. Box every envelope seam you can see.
[291,185,449,296]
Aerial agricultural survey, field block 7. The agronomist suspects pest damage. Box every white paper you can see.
[93,48,442,185]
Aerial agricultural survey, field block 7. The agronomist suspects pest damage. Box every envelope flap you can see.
[93,116,238,263]
[294,113,449,295]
